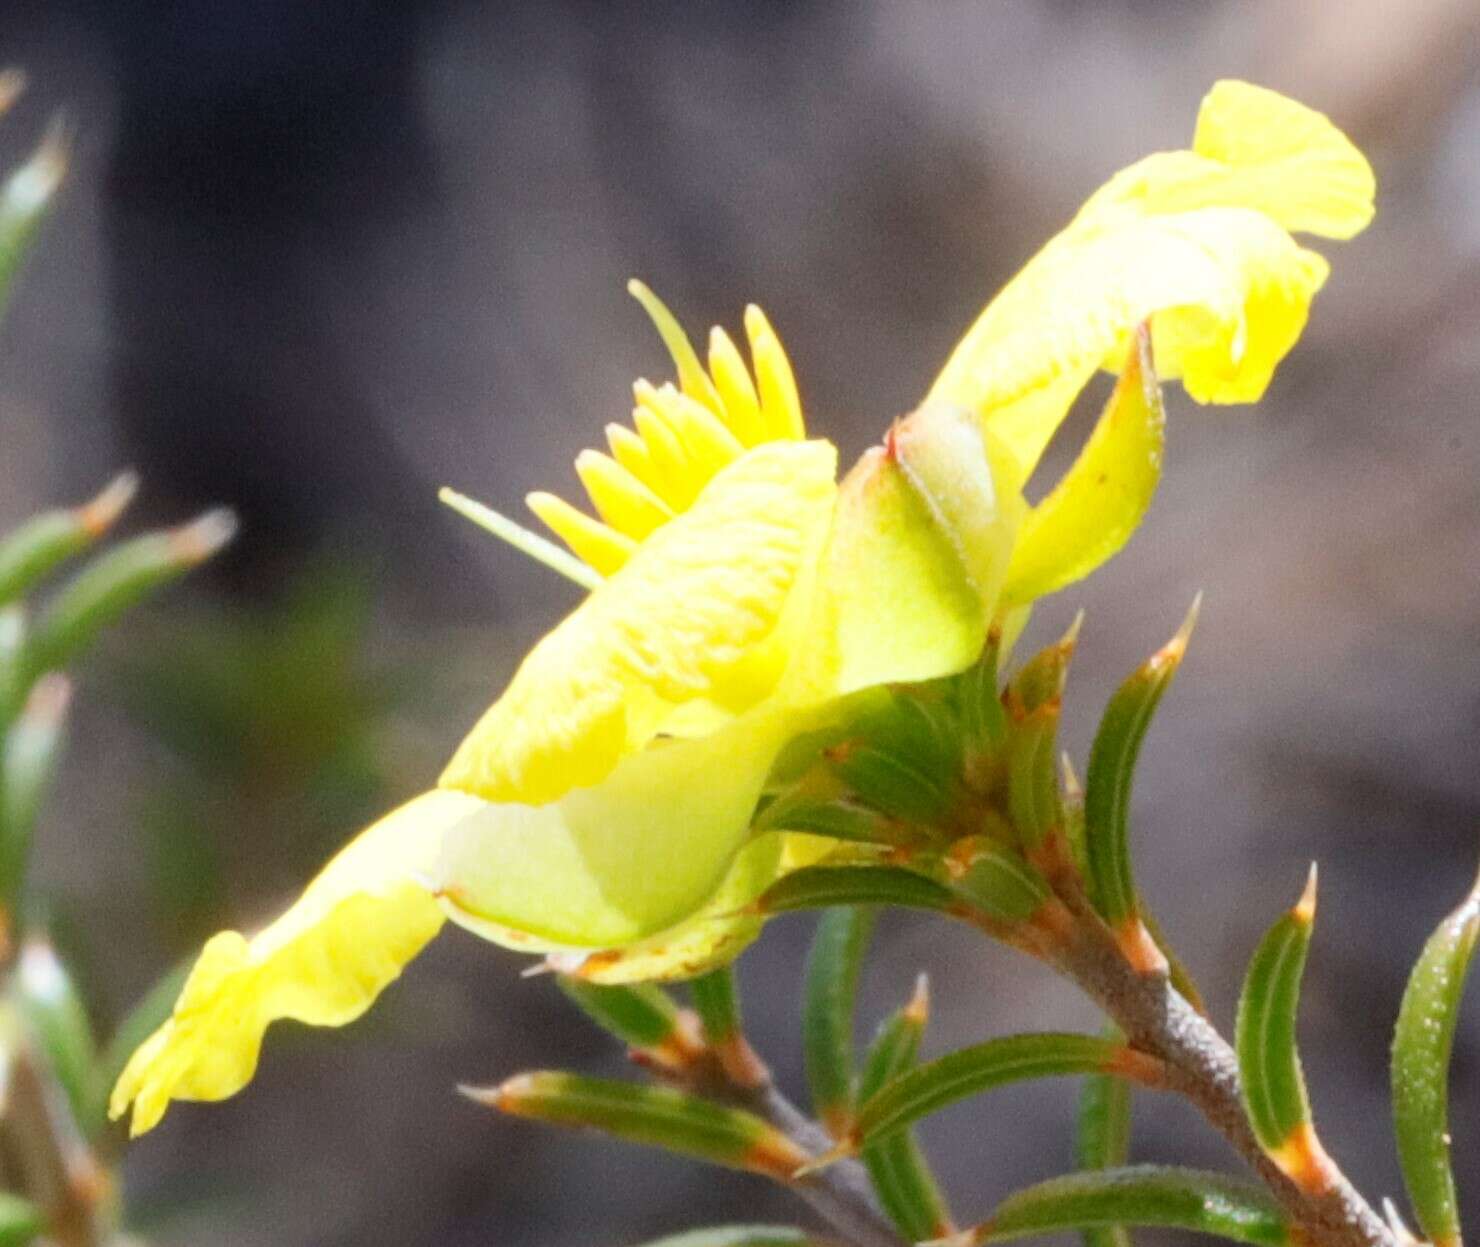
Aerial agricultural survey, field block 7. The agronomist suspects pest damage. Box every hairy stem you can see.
[1047,898,1393,1247]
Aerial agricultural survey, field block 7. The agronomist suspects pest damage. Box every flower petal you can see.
[109,790,477,1136]
[928,82,1370,479]
[441,440,838,805]
[927,205,1328,476]
[437,712,790,948]
[1083,82,1374,240]
[1003,326,1165,604]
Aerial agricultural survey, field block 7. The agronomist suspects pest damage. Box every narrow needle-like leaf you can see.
[860,976,953,1240]
[1392,867,1480,1247]
[803,907,875,1135]
[0,674,70,910]
[464,1072,809,1179]
[943,1166,1290,1247]
[851,1033,1153,1151]
[558,978,699,1070]
[0,472,137,608]
[10,934,101,1138]
[631,1227,822,1247]
[1083,599,1198,968]
[24,509,236,681]
[753,867,956,918]
[1074,1029,1134,1247]
[1235,866,1332,1193]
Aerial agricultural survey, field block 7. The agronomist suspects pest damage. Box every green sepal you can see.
[1007,615,1079,715]
[1235,868,1317,1156]
[860,977,954,1241]
[754,786,927,851]
[557,977,685,1052]
[853,1032,1128,1147]
[949,836,1050,925]
[959,631,1007,767]
[803,907,875,1132]
[9,935,102,1138]
[754,866,956,917]
[978,1166,1289,1247]
[468,1071,807,1178]
[1391,870,1480,1247]
[1006,706,1061,853]
[23,510,236,682]
[1083,599,1197,924]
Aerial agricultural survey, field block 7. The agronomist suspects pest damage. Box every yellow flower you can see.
[111,80,1373,1133]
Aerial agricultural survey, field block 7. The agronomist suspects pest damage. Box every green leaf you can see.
[1083,599,1198,928]
[0,1191,41,1247]
[803,907,875,1133]
[10,935,101,1138]
[852,1033,1131,1148]
[24,510,236,681]
[1235,868,1319,1172]
[1392,869,1480,1247]
[0,474,136,614]
[860,977,954,1241]
[557,977,686,1052]
[0,116,67,324]
[465,1072,809,1179]
[1002,326,1166,605]
[1075,1033,1134,1247]
[858,975,928,1104]
[631,1228,819,1247]
[0,675,70,909]
[690,967,743,1045]
[754,866,956,918]
[974,1166,1289,1247]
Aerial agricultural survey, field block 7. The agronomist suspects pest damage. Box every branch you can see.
[665,1023,906,1247]
[1046,898,1394,1247]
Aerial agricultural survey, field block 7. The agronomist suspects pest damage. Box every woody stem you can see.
[1045,890,1393,1247]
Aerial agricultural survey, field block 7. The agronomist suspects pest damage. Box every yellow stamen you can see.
[606,422,664,494]
[647,382,744,478]
[745,304,804,441]
[525,491,636,576]
[707,325,766,445]
[632,396,702,508]
[574,450,673,540]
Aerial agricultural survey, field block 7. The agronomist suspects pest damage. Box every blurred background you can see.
[0,2,1477,1244]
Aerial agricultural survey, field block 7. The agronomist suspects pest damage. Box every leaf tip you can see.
[905,972,931,1026]
[77,469,139,536]
[1292,863,1318,927]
